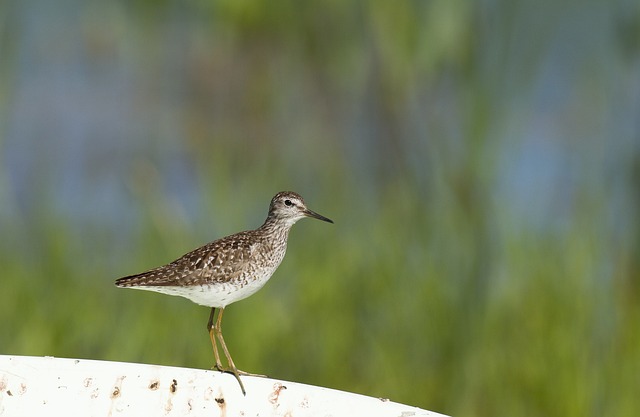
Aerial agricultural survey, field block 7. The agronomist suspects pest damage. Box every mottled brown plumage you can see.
[115,191,332,395]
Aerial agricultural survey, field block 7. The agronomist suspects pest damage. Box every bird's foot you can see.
[213,364,266,378]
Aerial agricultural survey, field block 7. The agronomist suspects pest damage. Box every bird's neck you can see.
[258,216,294,241]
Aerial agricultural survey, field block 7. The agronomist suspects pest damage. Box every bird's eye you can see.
[284,199,293,206]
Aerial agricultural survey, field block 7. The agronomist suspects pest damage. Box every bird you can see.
[115,191,333,395]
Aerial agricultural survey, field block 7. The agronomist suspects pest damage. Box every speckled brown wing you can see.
[115,232,257,288]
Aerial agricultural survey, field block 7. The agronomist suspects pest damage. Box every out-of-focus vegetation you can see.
[1,1,639,415]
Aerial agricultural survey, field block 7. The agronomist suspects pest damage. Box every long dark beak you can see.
[304,209,334,224]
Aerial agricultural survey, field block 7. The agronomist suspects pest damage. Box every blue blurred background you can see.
[1,0,639,415]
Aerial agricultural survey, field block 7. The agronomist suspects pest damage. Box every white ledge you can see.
[0,355,447,417]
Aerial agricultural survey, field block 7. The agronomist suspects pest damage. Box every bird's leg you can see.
[212,307,247,395]
[213,308,267,379]
[207,308,224,371]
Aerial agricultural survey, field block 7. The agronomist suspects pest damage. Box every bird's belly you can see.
[138,268,276,308]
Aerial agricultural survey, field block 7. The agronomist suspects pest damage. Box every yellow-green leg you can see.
[207,307,249,395]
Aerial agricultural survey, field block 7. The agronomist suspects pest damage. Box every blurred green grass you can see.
[2,174,638,416]
[1,1,640,416]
